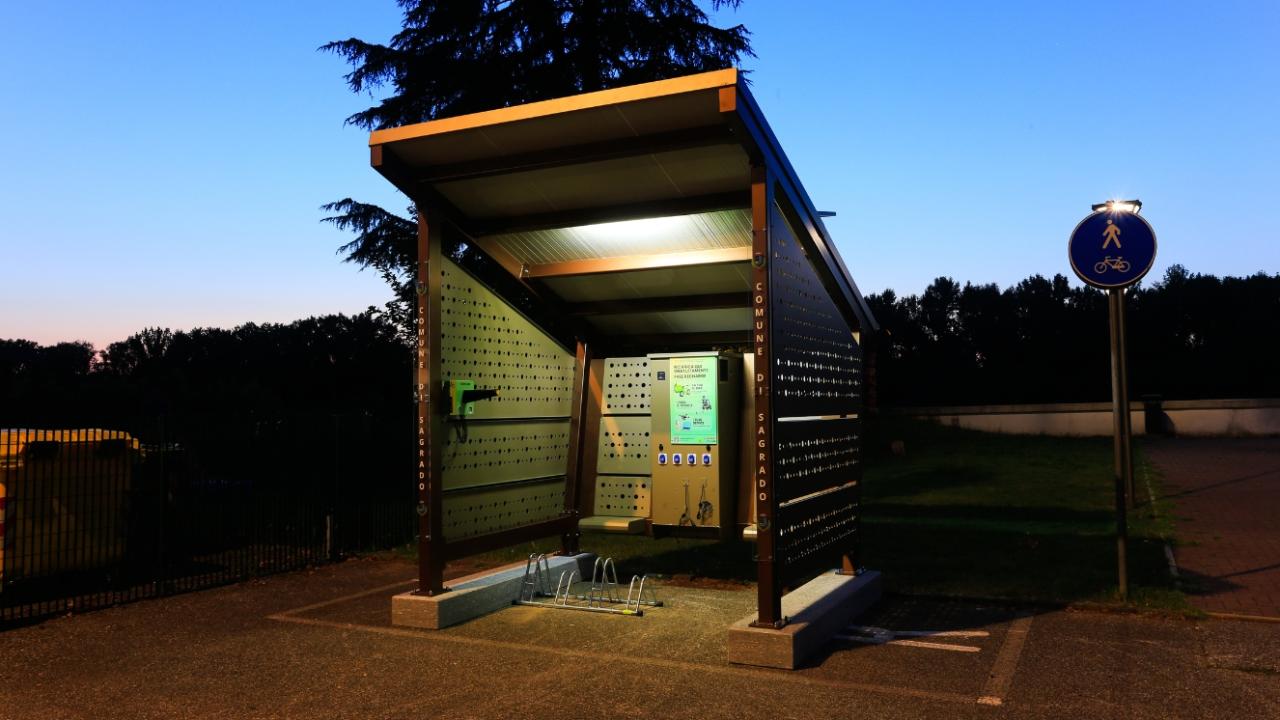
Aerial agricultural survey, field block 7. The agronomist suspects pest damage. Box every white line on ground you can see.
[847,625,990,639]
[266,578,417,619]
[977,614,1033,707]
[834,634,982,653]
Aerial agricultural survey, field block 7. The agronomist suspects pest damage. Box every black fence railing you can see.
[0,411,414,626]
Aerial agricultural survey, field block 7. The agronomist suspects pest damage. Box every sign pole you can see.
[1107,288,1130,601]
[1070,198,1153,602]
[1117,292,1136,506]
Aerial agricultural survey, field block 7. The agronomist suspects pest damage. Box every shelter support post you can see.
[562,340,593,555]
[750,165,784,629]
[416,208,447,596]
[1107,288,1130,601]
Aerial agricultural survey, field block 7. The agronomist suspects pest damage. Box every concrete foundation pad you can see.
[391,553,596,630]
[727,570,882,669]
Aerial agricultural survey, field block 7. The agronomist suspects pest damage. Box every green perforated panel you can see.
[443,479,566,541]
[438,258,574,543]
[442,419,571,490]
[602,357,652,414]
[592,475,651,518]
[596,415,651,475]
[594,356,653,522]
[440,259,575,420]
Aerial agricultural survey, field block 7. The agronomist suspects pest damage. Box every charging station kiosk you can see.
[367,69,880,660]
[647,352,739,538]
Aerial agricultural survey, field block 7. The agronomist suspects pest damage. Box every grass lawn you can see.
[388,418,1186,611]
[861,418,1184,610]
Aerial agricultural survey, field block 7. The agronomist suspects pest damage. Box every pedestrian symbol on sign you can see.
[1102,220,1122,249]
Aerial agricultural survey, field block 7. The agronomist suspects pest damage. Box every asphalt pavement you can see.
[1,556,1277,719]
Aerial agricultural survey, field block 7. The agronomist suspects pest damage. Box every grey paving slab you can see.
[1145,437,1280,617]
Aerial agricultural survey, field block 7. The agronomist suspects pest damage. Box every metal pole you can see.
[1116,290,1136,506]
[1107,289,1129,600]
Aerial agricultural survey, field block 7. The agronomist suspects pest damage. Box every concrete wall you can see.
[891,399,1280,437]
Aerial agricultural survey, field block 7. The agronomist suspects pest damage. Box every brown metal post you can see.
[750,165,784,628]
[561,340,592,555]
[1107,288,1129,601]
[415,209,446,596]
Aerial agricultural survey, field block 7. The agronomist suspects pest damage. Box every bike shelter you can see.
[367,69,881,668]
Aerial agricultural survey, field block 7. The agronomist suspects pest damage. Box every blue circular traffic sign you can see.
[1068,210,1157,289]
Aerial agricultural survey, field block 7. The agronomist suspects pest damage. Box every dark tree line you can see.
[0,313,409,427]
[867,266,1280,406]
[4,266,1274,421]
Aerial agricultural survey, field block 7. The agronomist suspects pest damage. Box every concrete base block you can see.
[579,515,647,534]
[391,553,596,630]
[727,569,882,669]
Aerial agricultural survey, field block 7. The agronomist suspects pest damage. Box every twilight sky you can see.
[1,1,1276,349]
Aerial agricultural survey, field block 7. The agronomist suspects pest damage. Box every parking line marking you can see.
[892,629,990,638]
[835,634,982,653]
[977,614,1033,707]
[847,625,990,639]
[267,578,417,619]
[267,612,977,705]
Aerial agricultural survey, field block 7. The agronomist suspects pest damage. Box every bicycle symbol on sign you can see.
[1093,256,1131,274]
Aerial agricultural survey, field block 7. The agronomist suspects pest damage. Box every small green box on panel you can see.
[448,379,476,416]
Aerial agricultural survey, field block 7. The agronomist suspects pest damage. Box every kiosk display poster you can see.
[669,356,718,445]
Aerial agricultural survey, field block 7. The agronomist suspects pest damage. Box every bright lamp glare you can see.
[573,215,688,243]
[1092,199,1141,214]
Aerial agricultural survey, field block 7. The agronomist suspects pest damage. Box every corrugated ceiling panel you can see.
[485,209,750,265]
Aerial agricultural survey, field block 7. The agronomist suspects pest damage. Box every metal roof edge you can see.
[368,68,739,147]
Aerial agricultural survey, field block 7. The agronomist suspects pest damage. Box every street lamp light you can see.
[1092,199,1143,214]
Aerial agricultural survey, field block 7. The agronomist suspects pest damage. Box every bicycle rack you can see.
[514,554,662,616]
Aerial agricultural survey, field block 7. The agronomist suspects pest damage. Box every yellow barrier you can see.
[0,430,140,584]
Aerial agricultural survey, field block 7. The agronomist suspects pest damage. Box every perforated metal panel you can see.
[766,203,863,583]
[774,418,860,503]
[594,356,653,521]
[443,479,566,541]
[596,415,650,475]
[442,419,571,490]
[592,475,651,517]
[440,258,575,420]
[769,207,862,419]
[776,485,859,576]
[602,357,652,414]
[438,258,574,543]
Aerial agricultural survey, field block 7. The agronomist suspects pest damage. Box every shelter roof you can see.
[370,68,877,338]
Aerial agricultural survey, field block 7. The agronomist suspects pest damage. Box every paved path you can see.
[1,557,1278,719]
[1145,437,1280,618]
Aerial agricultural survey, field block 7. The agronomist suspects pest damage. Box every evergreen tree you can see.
[321,0,752,332]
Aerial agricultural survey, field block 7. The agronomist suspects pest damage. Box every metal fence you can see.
[0,411,414,626]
